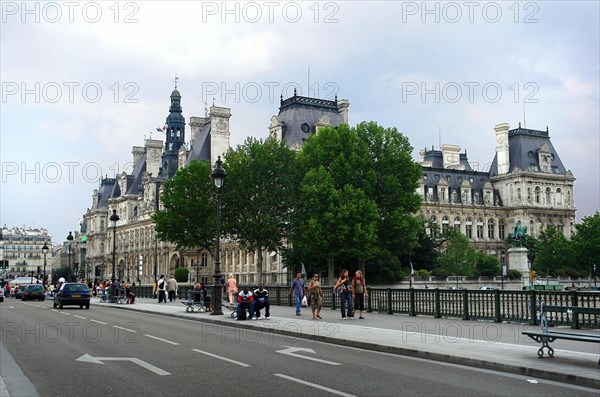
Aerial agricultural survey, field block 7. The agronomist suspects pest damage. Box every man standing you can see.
[287,271,306,316]
[157,275,167,303]
[167,275,178,302]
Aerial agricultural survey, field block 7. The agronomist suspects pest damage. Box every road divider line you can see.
[112,325,136,333]
[192,349,250,367]
[144,334,180,345]
[90,319,107,325]
[60,312,71,315]
[49,309,58,312]
[73,315,87,320]
[274,373,356,397]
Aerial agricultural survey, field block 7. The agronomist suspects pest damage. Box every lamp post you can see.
[594,264,597,287]
[110,209,120,302]
[66,232,73,281]
[42,241,49,286]
[154,229,158,288]
[210,156,226,315]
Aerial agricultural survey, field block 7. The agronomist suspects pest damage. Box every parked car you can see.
[479,286,495,290]
[22,284,45,301]
[14,285,29,299]
[53,283,91,309]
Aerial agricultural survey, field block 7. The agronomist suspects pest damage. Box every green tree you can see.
[293,122,422,283]
[221,137,298,284]
[174,267,189,283]
[572,211,600,276]
[475,253,500,277]
[153,160,216,251]
[534,226,577,276]
[437,231,477,277]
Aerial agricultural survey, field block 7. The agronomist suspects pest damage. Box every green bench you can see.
[522,302,600,365]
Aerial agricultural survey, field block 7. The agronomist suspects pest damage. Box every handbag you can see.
[301,295,308,307]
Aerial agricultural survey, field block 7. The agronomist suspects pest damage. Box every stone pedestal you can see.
[508,247,529,274]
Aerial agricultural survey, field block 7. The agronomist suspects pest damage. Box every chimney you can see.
[209,106,231,166]
[441,144,461,169]
[145,139,163,177]
[494,123,510,174]
[337,99,350,124]
[189,116,209,143]
[132,146,145,168]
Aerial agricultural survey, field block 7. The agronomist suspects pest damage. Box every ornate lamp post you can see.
[66,232,74,281]
[210,156,226,315]
[110,209,120,302]
[42,241,49,286]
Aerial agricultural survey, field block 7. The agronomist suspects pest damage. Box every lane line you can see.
[191,349,250,367]
[73,315,87,320]
[274,374,356,397]
[90,319,107,325]
[144,334,180,345]
[112,325,136,333]
[60,312,71,315]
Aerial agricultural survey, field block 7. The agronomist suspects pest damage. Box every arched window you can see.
[535,186,541,203]
[465,217,473,239]
[476,218,484,239]
[201,252,208,267]
[442,216,449,234]
[453,217,461,232]
[487,219,495,239]
[499,219,506,240]
[545,187,552,205]
[556,188,563,205]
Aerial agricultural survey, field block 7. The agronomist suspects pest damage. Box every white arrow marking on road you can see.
[76,354,171,375]
[275,346,341,365]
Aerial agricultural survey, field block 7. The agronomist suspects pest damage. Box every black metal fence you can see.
[129,285,600,329]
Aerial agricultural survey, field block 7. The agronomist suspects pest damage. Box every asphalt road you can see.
[1,300,598,396]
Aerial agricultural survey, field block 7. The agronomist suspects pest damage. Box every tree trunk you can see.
[327,254,335,286]
[256,248,264,285]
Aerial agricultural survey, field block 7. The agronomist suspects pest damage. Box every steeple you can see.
[159,79,186,178]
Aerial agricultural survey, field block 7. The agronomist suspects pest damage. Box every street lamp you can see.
[66,232,74,281]
[110,209,120,302]
[42,241,49,286]
[210,155,226,315]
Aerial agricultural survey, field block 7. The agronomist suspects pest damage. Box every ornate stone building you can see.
[417,123,576,267]
[82,84,575,283]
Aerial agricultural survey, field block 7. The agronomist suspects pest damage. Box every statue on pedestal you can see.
[509,221,528,247]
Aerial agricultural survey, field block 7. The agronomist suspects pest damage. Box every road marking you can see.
[60,312,71,315]
[274,374,356,397]
[73,315,87,320]
[50,309,58,312]
[192,349,250,367]
[90,319,107,325]
[276,346,341,365]
[76,354,171,375]
[112,325,136,333]
[144,334,180,345]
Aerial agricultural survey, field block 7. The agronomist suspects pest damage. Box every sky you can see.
[1,1,599,244]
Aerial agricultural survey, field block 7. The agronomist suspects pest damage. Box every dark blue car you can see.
[53,283,91,309]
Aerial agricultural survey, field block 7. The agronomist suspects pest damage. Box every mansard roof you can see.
[277,93,345,148]
[421,149,473,171]
[126,153,147,195]
[489,125,567,176]
[96,178,117,209]
[421,167,491,190]
[186,122,212,165]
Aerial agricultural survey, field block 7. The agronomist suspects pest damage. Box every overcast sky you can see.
[1,1,598,243]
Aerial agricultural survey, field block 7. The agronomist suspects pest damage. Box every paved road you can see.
[1,297,599,396]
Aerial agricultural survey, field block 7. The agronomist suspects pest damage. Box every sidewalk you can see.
[92,297,600,389]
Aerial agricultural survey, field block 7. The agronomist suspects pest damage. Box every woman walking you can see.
[226,274,238,305]
[307,273,323,319]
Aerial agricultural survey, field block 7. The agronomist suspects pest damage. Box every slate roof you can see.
[489,126,567,176]
[186,122,212,165]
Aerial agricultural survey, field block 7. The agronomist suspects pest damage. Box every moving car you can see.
[53,283,91,309]
[14,285,29,299]
[22,284,45,301]
[479,286,495,290]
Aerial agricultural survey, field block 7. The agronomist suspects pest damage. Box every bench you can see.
[182,291,207,312]
[522,301,600,365]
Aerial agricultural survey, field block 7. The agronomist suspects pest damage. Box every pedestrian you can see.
[157,275,167,303]
[287,271,306,316]
[307,273,323,320]
[167,275,178,302]
[226,274,238,305]
[351,270,368,319]
[194,282,211,311]
[335,269,353,319]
